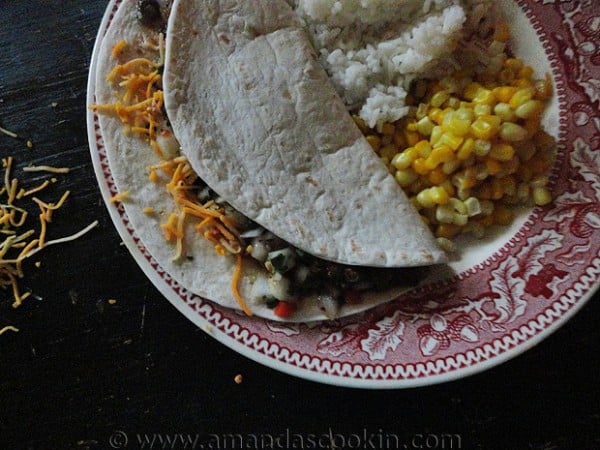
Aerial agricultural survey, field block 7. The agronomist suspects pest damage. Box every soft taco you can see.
[162,0,446,267]
[91,0,444,322]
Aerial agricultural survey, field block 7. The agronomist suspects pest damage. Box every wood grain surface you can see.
[1,2,598,449]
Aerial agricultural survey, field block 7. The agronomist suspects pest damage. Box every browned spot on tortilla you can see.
[192,29,199,36]
[305,176,318,187]
[244,82,254,91]
[282,89,291,100]
[351,240,361,253]
[218,33,230,44]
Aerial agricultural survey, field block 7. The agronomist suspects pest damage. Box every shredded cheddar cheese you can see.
[0,126,18,139]
[0,155,97,313]
[0,325,19,335]
[22,165,70,174]
[92,39,253,316]
[90,49,166,157]
[109,191,130,204]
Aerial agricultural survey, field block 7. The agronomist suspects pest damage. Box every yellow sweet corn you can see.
[362,49,555,241]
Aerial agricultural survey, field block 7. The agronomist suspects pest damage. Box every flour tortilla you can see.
[94,0,428,322]
[163,0,446,268]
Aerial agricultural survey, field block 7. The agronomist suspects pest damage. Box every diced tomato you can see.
[273,301,296,318]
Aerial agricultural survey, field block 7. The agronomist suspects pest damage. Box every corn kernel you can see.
[512,78,532,88]
[505,58,524,72]
[442,113,472,136]
[428,167,448,185]
[519,65,535,80]
[515,99,543,119]
[380,144,398,160]
[497,68,515,85]
[473,139,491,157]
[457,137,475,160]
[472,88,496,106]
[353,115,368,133]
[533,186,552,205]
[452,171,477,190]
[464,197,482,216]
[393,131,407,148]
[425,145,454,169]
[428,108,445,125]
[442,159,461,175]
[416,116,435,136]
[416,103,429,120]
[499,122,528,142]
[436,237,457,252]
[455,107,474,122]
[436,204,455,224]
[380,122,396,135]
[395,169,418,187]
[485,157,503,175]
[453,212,468,226]
[430,126,443,146]
[392,151,413,170]
[405,121,418,132]
[494,102,517,122]
[447,97,461,109]
[436,223,461,239]
[490,143,515,161]
[440,179,456,196]
[405,130,421,147]
[449,197,468,215]
[431,91,450,108]
[470,115,501,140]
[415,140,432,158]
[493,86,518,103]
[464,82,483,101]
[416,189,436,208]
[412,158,430,175]
[509,87,535,109]
[473,104,492,117]
[430,186,450,204]
[366,135,382,151]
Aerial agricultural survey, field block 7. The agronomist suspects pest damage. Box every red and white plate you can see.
[87,0,600,388]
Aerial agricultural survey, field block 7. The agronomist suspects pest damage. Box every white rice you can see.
[292,0,499,129]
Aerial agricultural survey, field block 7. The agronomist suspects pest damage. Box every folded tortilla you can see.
[163,0,446,267]
[93,0,430,322]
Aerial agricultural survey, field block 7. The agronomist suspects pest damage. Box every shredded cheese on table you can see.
[0,155,98,312]
[0,325,19,335]
[22,165,70,174]
[0,126,19,139]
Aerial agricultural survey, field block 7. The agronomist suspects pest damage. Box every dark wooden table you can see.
[1,2,598,449]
